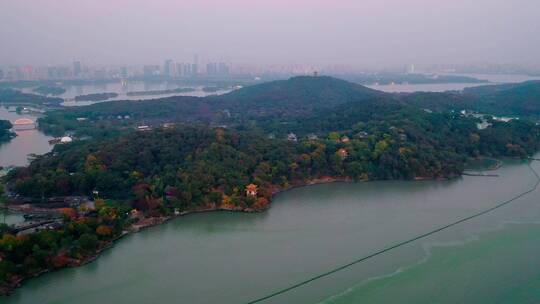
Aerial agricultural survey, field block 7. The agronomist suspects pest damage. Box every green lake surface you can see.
[3,158,540,303]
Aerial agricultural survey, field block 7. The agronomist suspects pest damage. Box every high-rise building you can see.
[405,64,415,74]
[191,63,198,77]
[176,63,195,78]
[163,59,174,77]
[207,62,230,76]
[46,66,70,79]
[73,61,82,77]
[120,66,128,78]
[218,62,230,75]
[192,54,199,77]
[176,63,185,77]
[206,62,217,75]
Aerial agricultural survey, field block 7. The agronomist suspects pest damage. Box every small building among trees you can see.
[337,148,349,159]
[245,184,258,197]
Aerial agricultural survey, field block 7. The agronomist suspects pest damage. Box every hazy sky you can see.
[1,0,538,67]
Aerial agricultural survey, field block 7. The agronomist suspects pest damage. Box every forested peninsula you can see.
[2,76,540,295]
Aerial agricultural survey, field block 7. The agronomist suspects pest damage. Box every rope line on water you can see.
[245,161,540,304]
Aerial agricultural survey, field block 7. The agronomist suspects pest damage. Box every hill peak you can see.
[220,75,386,107]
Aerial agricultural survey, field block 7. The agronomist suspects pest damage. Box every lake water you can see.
[366,82,488,93]
[22,81,233,106]
[0,106,52,167]
[4,158,540,303]
[366,73,540,93]
[0,211,25,226]
[16,74,540,99]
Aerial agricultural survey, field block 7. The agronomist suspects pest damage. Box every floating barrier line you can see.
[245,161,540,304]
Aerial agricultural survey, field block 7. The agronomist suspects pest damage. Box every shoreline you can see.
[0,167,492,296]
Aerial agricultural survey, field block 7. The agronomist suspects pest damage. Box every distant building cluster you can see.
[1,60,540,82]
[0,53,334,82]
[0,56,234,81]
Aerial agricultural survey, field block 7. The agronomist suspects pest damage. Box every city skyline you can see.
[2,58,540,82]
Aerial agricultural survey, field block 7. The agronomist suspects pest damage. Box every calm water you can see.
[19,74,540,98]
[366,73,540,93]
[0,210,24,226]
[4,158,540,303]
[0,106,52,167]
[366,82,488,93]
[22,81,233,106]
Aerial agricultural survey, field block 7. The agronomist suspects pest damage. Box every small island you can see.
[32,86,66,96]
[74,92,119,102]
[202,86,229,92]
[126,87,196,96]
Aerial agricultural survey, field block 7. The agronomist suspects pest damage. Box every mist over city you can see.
[1,0,539,73]
[1,1,540,304]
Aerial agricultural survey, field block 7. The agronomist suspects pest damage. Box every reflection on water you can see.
[0,106,53,167]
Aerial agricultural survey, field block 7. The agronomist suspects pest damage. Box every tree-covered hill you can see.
[465,81,540,117]
[8,112,540,202]
[37,75,540,142]
[397,81,540,118]
[400,92,473,112]
[463,81,540,96]
[216,75,386,108]
[39,76,391,137]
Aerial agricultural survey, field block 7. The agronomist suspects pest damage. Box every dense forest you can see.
[24,77,540,203]
[37,77,540,140]
[464,81,540,116]
[403,81,540,118]
[8,117,540,201]
[38,77,386,137]
[0,120,14,143]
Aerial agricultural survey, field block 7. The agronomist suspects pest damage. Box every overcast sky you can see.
[1,0,538,67]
